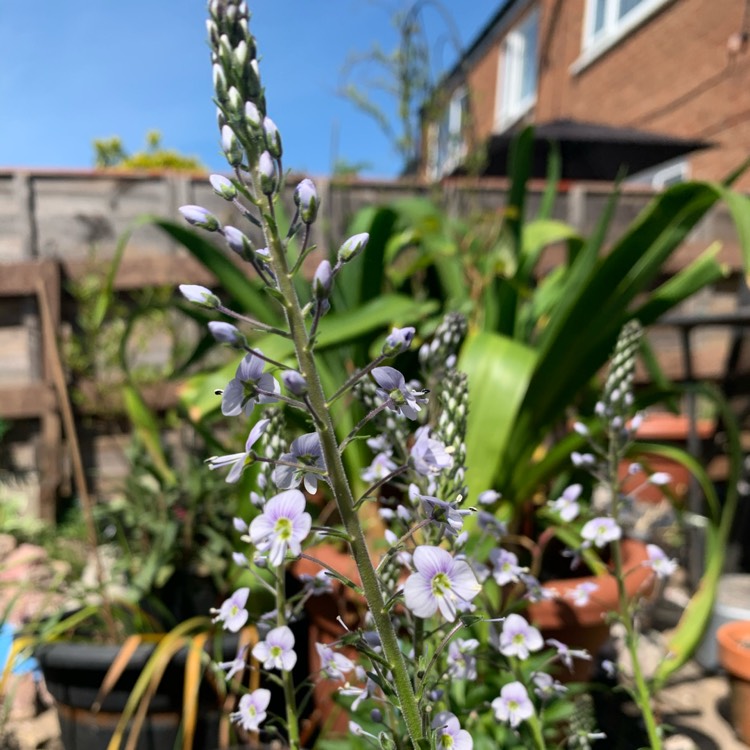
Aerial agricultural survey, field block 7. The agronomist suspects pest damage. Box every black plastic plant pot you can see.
[36,641,224,750]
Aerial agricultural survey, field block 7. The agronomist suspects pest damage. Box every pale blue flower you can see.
[382,326,416,356]
[648,471,672,486]
[565,581,599,606]
[446,638,479,680]
[249,489,312,566]
[410,427,453,475]
[531,671,567,699]
[546,638,591,672]
[477,489,501,505]
[216,646,248,680]
[581,516,622,548]
[372,366,428,420]
[418,494,472,536]
[571,451,596,467]
[403,546,480,622]
[211,587,250,632]
[432,711,473,750]
[490,548,526,586]
[498,613,543,660]
[361,452,397,484]
[316,643,355,679]
[548,483,582,522]
[272,432,325,493]
[221,352,279,417]
[230,688,271,731]
[206,419,269,483]
[491,681,534,728]
[646,544,678,578]
[252,625,297,671]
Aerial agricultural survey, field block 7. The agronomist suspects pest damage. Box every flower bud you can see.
[313,259,333,298]
[245,101,261,129]
[227,86,243,116]
[212,63,227,101]
[281,370,308,396]
[382,326,415,356]
[218,34,233,68]
[179,205,221,231]
[210,174,237,200]
[206,19,220,46]
[221,125,243,166]
[337,232,369,263]
[244,59,261,99]
[179,284,220,308]
[233,39,249,67]
[258,151,276,195]
[208,321,247,348]
[263,116,282,158]
[294,178,319,224]
[223,226,253,258]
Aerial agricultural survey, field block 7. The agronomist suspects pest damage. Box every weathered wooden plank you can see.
[0,382,56,418]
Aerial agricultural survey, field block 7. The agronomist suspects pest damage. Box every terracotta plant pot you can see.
[527,538,654,682]
[292,546,363,736]
[619,412,714,504]
[717,620,750,744]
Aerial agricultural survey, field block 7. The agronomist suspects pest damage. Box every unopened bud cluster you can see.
[600,319,642,423]
[418,312,468,377]
[250,406,287,507]
[208,0,280,194]
[435,370,469,502]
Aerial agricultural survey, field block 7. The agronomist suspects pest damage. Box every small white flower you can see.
[581,516,621,548]
[566,581,599,607]
[211,588,250,632]
[230,688,271,731]
[252,625,297,671]
[498,613,544,660]
[548,483,582,522]
[492,681,534,728]
[645,544,678,579]
[249,489,312,566]
[403,546,481,622]
[316,643,355,680]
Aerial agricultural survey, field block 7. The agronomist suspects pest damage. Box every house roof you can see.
[463,118,713,181]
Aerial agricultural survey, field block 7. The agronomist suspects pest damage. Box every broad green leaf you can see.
[459,331,537,503]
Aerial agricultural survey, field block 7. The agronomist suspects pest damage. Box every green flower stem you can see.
[608,437,662,750]
[276,565,301,750]
[527,710,547,750]
[261,199,427,750]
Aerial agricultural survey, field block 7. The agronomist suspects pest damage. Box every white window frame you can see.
[625,157,690,189]
[572,0,674,74]
[495,7,540,131]
[430,86,469,179]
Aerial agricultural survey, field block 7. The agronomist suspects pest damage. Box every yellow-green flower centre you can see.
[441,732,454,748]
[431,572,451,597]
[270,645,282,658]
[389,388,405,405]
[274,517,292,540]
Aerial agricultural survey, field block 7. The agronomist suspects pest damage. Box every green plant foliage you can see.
[93,130,204,172]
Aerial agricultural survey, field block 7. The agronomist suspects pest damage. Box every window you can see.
[625,158,689,189]
[497,8,540,129]
[430,87,469,178]
[583,0,671,51]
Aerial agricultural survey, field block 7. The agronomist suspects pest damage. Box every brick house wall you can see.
[430,0,750,188]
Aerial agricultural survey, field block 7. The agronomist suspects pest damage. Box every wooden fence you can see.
[0,169,746,519]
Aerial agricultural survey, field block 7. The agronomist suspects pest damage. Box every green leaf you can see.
[459,331,537,503]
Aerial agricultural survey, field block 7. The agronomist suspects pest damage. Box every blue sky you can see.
[0,1,497,178]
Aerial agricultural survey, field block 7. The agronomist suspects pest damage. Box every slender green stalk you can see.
[608,433,662,750]
[276,566,301,750]
[260,197,427,749]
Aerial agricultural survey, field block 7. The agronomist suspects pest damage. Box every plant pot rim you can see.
[717,620,750,681]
